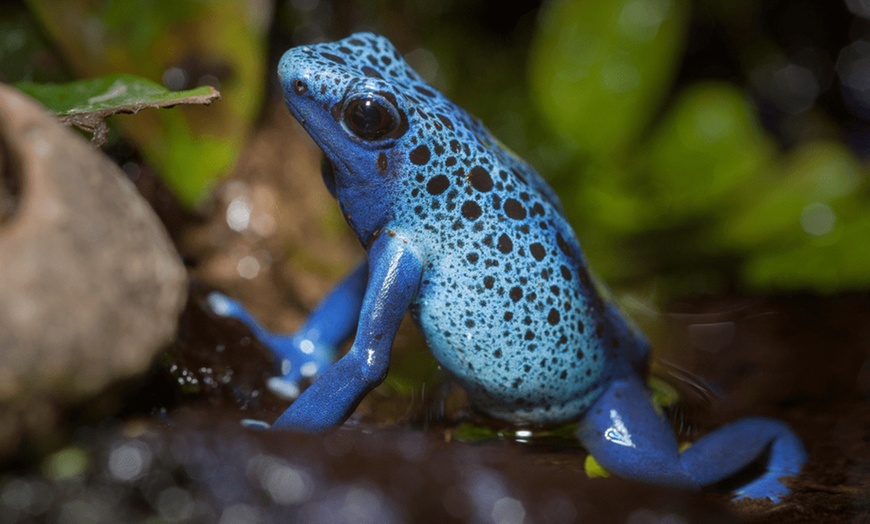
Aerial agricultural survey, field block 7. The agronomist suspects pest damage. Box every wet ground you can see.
[1,106,867,524]
[0,288,866,523]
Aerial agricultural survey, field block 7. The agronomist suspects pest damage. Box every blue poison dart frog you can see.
[208,33,807,502]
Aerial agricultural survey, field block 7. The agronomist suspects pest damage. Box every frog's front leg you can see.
[208,261,367,398]
[272,232,423,432]
[576,373,807,503]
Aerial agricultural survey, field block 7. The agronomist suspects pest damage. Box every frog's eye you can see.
[342,95,400,141]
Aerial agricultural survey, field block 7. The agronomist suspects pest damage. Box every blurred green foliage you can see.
[529,0,870,294]
[22,0,269,208]
[0,5,66,83]
[531,0,688,158]
[3,0,868,294]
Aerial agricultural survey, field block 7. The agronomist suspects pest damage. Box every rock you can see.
[0,84,187,458]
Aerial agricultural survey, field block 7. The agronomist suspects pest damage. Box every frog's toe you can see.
[208,291,277,345]
[268,336,334,373]
[732,474,794,504]
[207,291,245,319]
[207,291,271,340]
[241,418,271,430]
[268,348,331,399]
[267,376,302,400]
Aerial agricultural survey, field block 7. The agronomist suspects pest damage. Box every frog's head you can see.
[278,33,486,240]
[279,33,413,172]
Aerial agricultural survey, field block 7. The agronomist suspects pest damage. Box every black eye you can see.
[343,95,399,141]
[293,79,307,95]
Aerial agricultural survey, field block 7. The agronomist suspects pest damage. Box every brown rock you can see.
[0,84,187,457]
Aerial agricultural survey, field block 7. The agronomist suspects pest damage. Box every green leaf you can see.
[450,422,502,443]
[584,454,611,478]
[529,0,689,158]
[15,74,219,146]
[16,74,218,117]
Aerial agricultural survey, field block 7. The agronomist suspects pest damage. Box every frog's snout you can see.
[277,48,308,95]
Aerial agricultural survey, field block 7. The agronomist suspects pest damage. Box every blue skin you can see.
[210,33,807,502]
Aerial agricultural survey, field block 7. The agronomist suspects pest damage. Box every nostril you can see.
[293,79,308,95]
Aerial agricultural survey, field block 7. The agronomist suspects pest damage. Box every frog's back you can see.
[363,58,619,423]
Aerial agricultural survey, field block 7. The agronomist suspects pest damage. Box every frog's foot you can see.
[732,471,796,504]
[729,424,806,503]
[264,337,336,399]
[206,292,337,399]
[576,375,807,503]
[207,291,264,334]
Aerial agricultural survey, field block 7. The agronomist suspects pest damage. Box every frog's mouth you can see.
[284,99,355,178]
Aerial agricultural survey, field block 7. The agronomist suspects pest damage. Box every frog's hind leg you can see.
[575,373,807,503]
[208,261,368,398]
